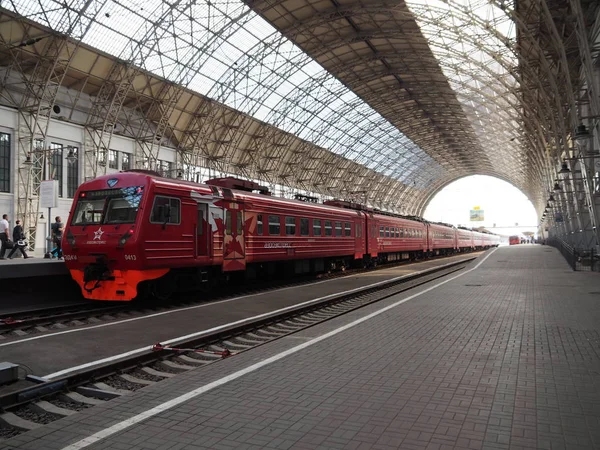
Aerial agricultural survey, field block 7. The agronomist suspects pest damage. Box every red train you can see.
[62,172,500,301]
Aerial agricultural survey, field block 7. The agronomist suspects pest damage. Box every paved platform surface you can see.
[0,253,476,386]
[4,245,600,450]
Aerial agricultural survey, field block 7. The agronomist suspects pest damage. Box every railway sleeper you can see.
[30,401,76,417]
[141,367,176,378]
[176,354,213,364]
[61,392,105,405]
[160,360,196,370]
[89,382,129,396]
[0,412,41,431]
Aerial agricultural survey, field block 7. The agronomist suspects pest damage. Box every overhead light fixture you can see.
[574,123,590,143]
[22,155,33,167]
[553,182,562,192]
[66,148,77,163]
[548,194,555,203]
[559,162,570,175]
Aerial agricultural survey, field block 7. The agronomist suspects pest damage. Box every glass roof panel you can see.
[6,0,445,185]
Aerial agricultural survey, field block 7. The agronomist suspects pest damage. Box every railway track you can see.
[0,256,476,440]
[0,252,482,340]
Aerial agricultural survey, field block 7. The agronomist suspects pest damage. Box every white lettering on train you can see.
[264,242,291,248]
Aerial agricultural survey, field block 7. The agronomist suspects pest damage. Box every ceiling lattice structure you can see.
[0,0,597,218]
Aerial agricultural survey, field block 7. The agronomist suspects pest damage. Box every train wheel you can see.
[148,275,175,301]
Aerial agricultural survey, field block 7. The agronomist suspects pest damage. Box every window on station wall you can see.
[67,147,79,198]
[49,142,64,197]
[0,133,10,193]
[108,150,118,169]
[33,138,44,195]
[122,153,131,171]
[158,160,172,177]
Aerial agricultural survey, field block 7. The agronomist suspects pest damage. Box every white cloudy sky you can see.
[423,175,539,237]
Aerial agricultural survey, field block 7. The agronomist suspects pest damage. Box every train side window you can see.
[285,216,296,235]
[225,210,232,235]
[257,214,263,235]
[344,222,351,237]
[379,226,384,237]
[300,218,309,236]
[151,196,180,225]
[313,219,322,236]
[197,208,204,235]
[335,222,342,237]
[325,220,332,236]
[268,215,280,235]
[385,227,390,238]
[396,228,399,238]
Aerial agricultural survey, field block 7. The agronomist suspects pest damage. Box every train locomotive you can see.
[62,171,500,301]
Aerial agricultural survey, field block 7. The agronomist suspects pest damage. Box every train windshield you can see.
[71,186,144,225]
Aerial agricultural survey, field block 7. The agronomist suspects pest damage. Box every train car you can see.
[63,172,367,301]
[63,171,500,302]
[509,235,520,245]
[370,212,427,263]
[427,222,457,256]
[456,227,474,252]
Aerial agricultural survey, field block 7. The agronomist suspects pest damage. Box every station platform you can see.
[0,257,68,280]
[4,245,600,450]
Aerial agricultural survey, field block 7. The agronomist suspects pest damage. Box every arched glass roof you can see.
[1,0,592,220]
[5,0,443,191]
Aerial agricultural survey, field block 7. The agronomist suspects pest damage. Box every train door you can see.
[354,214,366,259]
[223,202,246,271]
[196,203,209,257]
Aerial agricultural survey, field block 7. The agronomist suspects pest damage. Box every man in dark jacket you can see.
[7,219,29,259]
[51,216,63,259]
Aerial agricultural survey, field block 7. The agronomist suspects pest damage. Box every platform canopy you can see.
[0,0,596,217]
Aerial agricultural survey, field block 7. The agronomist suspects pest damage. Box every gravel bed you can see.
[48,397,90,411]
[13,406,62,424]
[102,377,145,391]
[0,427,22,439]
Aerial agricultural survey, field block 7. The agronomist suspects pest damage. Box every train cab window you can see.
[150,196,180,225]
[313,219,322,236]
[379,226,384,237]
[335,222,342,237]
[268,215,280,235]
[257,214,263,235]
[325,220,333,236]
[344,222,351,237]
[300,218,309,236]
[285,216,296,235]
[385,227,390,238]
[197,209,204,235]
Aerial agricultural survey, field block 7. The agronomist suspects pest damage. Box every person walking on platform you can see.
[7,219,29,259]
[0,214,9,260]
[51,216,64,260]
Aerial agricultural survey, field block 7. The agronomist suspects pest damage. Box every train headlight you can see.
[118,227,135,247]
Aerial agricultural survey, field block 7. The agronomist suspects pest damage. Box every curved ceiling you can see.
[0,0,595,217]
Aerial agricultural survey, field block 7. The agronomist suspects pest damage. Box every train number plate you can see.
[124,254,137,260]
